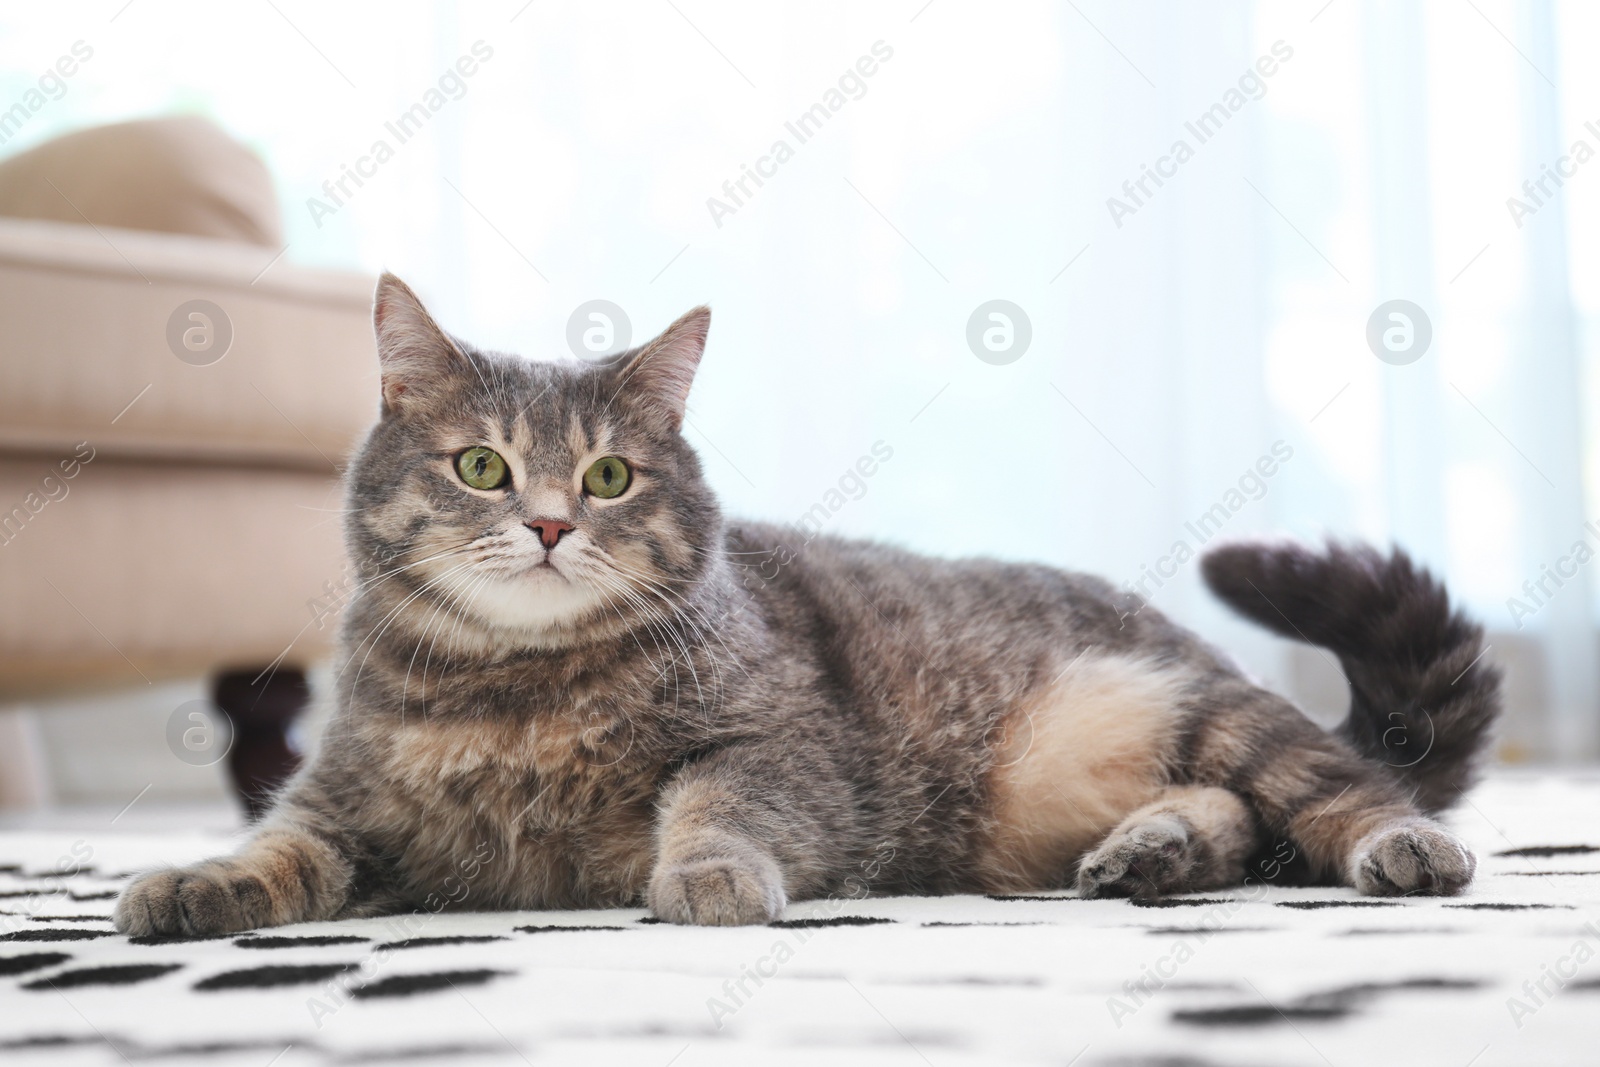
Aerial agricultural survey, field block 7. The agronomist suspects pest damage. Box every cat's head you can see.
[345,273,721,649]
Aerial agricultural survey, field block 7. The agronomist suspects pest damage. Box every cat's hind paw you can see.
[1351,821,1476,896]
[1076,815,1197,899]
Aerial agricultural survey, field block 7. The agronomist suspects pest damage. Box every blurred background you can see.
[0,0,1595,822]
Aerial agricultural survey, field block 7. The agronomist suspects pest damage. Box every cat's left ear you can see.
[373,272,471,414]
[611,306,709,432]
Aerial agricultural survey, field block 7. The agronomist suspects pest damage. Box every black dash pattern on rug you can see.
[129,932,237,946]
[1494,844,1599,858]
[1129,898,1236,909]
[0,928,112,942]
[1445,902,1571,910]
[377,935,508,950]
[1142,926,1275,935]
[1502,871,1600,877]
[983,894,1080,903]
[195,963,356,991]
[1275,900,1400,910]
[885,975,1045,987]
[337,1043,505,1062]
[28,915,111,923]
[236,935,371,949]
[1175,1002,1349,1026]
[0,1035,103,1051]
[515,925,631,934]
[0,952,71,976]
[24,963,182,990]
[8,1037,318,1059]
[350,969,506,999]
[769,916,895,929]
[1173,977,1483,1027]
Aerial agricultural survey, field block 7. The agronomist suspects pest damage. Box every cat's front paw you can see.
[114,863,272,937]
[1351,820,1476,896]
[648,853,786,926]
[1077,815,1197,899]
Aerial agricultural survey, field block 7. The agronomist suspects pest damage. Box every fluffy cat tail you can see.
[1199,540,1501,814]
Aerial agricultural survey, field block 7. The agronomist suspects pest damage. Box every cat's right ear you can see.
[373,272,469,414]
[608,305,710,433]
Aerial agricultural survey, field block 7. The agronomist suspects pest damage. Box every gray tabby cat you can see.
[116,275,1500,933]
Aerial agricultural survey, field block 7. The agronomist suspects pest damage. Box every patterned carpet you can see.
[1,772,1597,1067]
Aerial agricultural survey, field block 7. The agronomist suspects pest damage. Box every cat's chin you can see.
[453,565,608,641]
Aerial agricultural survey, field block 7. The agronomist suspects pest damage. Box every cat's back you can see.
[725,521,1145,656]
[723,520,1197,731]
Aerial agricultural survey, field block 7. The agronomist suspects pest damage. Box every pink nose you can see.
[526,519,573,549]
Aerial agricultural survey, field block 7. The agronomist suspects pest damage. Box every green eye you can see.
[583,456,631,498]
[456,447,508,490]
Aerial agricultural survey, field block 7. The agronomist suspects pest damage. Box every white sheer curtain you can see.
[4,0,1594,759]
[1249,0,1598,759]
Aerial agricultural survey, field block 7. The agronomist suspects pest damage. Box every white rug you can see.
[1,772,1598,1067]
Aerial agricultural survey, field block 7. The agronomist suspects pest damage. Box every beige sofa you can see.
[0,117,376,810]
[0,219,375,689]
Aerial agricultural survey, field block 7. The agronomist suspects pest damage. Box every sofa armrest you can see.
[0,217,377,470]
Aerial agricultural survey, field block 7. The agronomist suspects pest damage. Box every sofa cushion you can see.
[0,456,348,691]
[0,115,282,247]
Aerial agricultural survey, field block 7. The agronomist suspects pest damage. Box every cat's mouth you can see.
[500,557,567,580]
[459,550,571,586]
